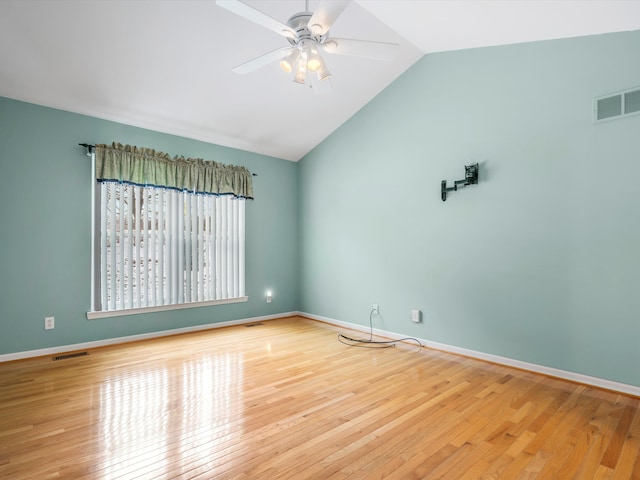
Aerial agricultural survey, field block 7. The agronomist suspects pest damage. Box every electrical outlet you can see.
[45,316,55,330]
[372,304,379,314]
[411,309,421,323]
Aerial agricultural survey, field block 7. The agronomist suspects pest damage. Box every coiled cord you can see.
[338,309,423,349]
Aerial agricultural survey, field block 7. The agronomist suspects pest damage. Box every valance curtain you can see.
[95,142,254,199]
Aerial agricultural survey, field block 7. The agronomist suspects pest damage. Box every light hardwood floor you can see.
[1,316,639,479]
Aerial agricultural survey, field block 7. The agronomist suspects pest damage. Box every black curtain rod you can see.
[79,143,257,176]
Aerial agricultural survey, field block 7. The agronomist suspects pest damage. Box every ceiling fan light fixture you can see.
[279,50,300,73]
[309,23,324,36]
[322,39,338,54]
[306,50,323,72]
[316,62,331,81]
[293,56,307,84]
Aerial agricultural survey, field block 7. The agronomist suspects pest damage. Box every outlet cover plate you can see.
[45,316,55,330]
[411,309,421,323]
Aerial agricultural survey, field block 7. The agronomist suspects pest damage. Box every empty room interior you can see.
[1,0,640,478]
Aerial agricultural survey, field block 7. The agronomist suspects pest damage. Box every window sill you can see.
[86,296,249,320]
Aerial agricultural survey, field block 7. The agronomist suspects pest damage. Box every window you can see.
[88,143,253,318]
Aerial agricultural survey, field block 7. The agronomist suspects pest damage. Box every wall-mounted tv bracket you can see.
[441,163,479,201]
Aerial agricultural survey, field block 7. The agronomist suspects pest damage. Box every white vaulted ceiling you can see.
[1,1,639,161]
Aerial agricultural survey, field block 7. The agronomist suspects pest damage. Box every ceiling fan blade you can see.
[322,38,400,61]
[308,0,349,36]
[216,0,296,39]
[232,47,294,74]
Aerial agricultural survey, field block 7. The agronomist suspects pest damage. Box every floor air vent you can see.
[53,351,89,361]
[595,86,640,122]
[245,323,264,327]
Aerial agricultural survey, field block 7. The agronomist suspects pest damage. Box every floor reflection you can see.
[98,352,243,479]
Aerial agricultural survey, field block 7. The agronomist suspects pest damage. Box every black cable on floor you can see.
[338,309,423,349]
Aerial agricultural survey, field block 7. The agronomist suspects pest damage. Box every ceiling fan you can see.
[216,0,399,93]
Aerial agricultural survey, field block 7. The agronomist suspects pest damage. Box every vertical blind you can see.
[93,143,252,314]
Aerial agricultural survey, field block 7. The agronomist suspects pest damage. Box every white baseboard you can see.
[299,311,640,398]
[5,311,639,398]
[0,312,297,363]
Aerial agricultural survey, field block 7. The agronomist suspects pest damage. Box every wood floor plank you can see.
[602,404,637,468]
[1,316,639,479]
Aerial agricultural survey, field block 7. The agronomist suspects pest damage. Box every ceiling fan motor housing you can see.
[285,12,326,46]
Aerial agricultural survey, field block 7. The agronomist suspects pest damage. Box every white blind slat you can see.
[141,190,149,308]
[184,194,192,301]
[191,196,198,302]
[226,197,233,298]
[125,185,133,309]
[220,196,228,299]
[178,192,185,304]
[157,189,165,305]
[197,195,205,302]
[108,184,117,310]
[149,190,157,307]
[100,184,108,311]
[215,198,222,299]
[118,187,125,308]
[238,200,245,297]
[169,190,178,304]
[134,186,142,308]
[232,199,239,297]
[206,197,214,301]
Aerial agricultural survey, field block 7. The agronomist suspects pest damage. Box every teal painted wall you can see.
[3,30,640,388]
[0,96,298,354]
[298,31,640,386]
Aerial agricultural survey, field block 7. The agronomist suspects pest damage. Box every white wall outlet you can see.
[411,309,421,323]
[372,304,379,314]
[45,316,55,330]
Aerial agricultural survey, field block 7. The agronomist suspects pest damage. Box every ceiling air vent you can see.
[595,87,640,122]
